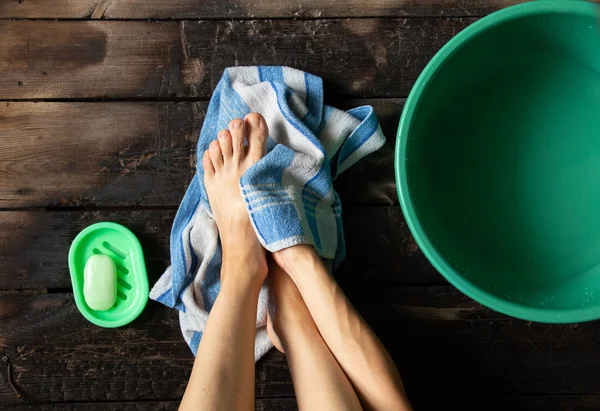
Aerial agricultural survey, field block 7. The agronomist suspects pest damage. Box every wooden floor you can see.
[1,1,599,410]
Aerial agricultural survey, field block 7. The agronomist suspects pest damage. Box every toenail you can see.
[246,114,261,127]
[230,119,242,128]
[218,131,226,139]
[211,141,218,148]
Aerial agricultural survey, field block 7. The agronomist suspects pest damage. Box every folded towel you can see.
[150,66,386,360]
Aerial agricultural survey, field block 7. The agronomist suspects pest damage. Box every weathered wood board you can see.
[0,19,476,99]
[2,290,600,406]
[0,0,523,19]
[0,207,442,290]
[0,100,400,208]
[3,395,600,411]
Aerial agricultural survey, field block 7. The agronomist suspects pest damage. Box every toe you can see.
[217,129,233,161]
[202,150,214,175]
[245,113,268,162]
[228,118,245,159]
[208,140,223,168]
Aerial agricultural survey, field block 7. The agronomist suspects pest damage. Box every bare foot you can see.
[203,113,269,286]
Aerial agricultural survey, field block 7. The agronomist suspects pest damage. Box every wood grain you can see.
[0,21,188,99]
[4,395,600,411]
[0,0,523,19]
[413,395,600,410]
[0,210,174,290]
[0,100,400,208]
[0,207,442,290]
[0,102,198,208]
[3,290,600,405]
[0,19,475,99]
[0,293,290,404]
[0,400,297,411]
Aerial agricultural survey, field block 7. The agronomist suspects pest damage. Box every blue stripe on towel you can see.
[339,106,380,165]
[259,66,284,84]
[190,331,203,355]
[157,175,202,307]
[303,72,323,132]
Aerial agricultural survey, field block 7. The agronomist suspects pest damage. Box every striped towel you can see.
[150,66,386,360]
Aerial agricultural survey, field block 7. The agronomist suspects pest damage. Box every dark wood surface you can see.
[0,401,297,411]
[0,100,400,208]
[0,1,592,410]
[0,0,522,19]
[4,396,600,411]
[3,290,600,407]
[0,208,441,290]
[0,19,475,99]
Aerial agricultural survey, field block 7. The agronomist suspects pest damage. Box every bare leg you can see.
[179,114,268,411]
[268,260,363,411]
[273,246,413,411]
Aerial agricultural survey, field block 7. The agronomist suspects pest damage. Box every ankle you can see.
[274,245,318,277]
[273,245,327,289]
[221,252,268,287]
[220,271,264,295]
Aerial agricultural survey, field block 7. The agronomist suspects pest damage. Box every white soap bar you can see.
[84,254,117,311]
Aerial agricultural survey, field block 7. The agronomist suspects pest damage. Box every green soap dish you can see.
[68,222,149,328]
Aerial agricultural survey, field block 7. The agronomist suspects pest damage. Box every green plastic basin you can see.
[396,0,600,322]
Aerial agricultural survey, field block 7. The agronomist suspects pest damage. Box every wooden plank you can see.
[0,0,523,19]
[0,19,475,99]
[0,207,442,290]
[0,21,189,99]
[0,100,399,208]
[0,102,198,208]
[0,1,101,19]
[4,396,600,411]
[411,395,600,410]
[3,289,600,405]
[0,210,174,290]
[0,293,292,404]
[341,206,442,286]
[0,399,297,411]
